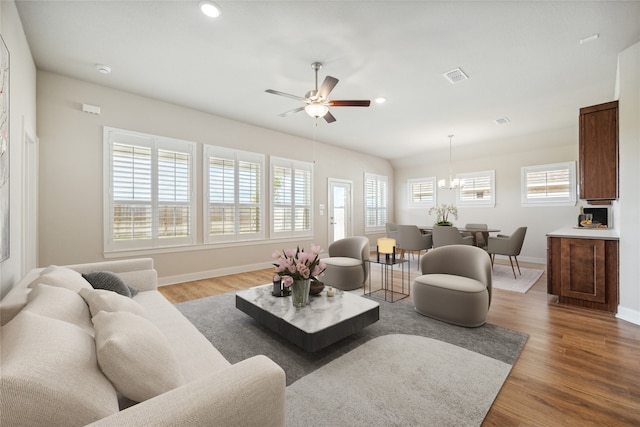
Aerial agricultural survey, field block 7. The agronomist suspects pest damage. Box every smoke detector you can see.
[96,64,111,75]
[442,68,469,84]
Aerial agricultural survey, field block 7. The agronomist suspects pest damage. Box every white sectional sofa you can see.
[0,258,286,426]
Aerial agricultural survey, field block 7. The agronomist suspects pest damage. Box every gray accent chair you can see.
[412,245,492,327]
[487,227,528,279]
[321,236,370,291]
[397,225,432,270]
[432,225,474,248]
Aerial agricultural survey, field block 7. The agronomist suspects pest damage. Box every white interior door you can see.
[328,179,352,244]
[22,125,38,275]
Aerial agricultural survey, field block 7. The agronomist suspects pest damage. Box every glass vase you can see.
[291,279,311,307]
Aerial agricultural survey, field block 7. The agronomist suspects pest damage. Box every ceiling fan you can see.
[265,62,370,123]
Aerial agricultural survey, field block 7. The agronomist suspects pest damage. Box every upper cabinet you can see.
[579,100,619,204]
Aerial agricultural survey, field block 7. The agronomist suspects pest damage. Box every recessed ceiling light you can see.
[95,64,111,75]
[579,34,599,44]
[375,97,386,104]
[199,1,221,18]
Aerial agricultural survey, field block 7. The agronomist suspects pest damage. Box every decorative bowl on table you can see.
[309,280,325,295]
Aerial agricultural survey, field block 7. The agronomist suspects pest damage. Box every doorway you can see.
[328,178,353,245]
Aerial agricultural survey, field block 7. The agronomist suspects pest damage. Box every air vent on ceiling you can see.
[494,117,511,125]
[442,68,469,84]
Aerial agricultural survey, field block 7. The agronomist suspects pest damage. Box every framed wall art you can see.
[0,34,9,262]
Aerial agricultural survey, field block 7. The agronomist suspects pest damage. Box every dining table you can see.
[418,225,501,247]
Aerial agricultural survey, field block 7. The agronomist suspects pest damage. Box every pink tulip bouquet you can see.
[272,245,326,287]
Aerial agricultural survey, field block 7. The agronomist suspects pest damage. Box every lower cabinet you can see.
[547,237,619,313]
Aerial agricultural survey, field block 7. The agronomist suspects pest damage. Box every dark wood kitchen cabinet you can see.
[579,100,618,204]
[547,236,619,313]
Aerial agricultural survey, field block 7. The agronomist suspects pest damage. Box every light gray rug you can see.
[492,264,544,293]
[175,292,527,386]
[286,334,512,427]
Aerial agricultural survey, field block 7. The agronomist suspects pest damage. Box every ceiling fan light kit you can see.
[265,61,371,123]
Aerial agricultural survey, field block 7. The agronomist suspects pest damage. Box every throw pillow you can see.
[92,311,185,402]
[25,283,94,335]
[82,271,139,297]
[78,288,147,318]
[0,311,119,425]
[28,265,92,292]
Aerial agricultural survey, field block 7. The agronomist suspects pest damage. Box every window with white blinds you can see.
[456,170,495,207]
[365,173,388,232]
[104,127,196,252]
[407,177,436,208]
[521,162,576,206]
[271,157,313,238]
[205,146,264,242]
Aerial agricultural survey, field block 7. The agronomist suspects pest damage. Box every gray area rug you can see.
[286,334,512,427]
[175,292,528,386]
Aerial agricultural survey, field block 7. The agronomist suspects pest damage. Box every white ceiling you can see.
[15,0,640,160]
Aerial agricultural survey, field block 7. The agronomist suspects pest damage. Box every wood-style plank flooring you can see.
[159,259,640,426]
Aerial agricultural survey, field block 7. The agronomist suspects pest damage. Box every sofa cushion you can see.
[92,310,185,402]
[79,287,147,318]
[82,271,139,297]
[28,265,92,292]
[25,283,94,335]
[322,256,363,267]
[0,311,119,426]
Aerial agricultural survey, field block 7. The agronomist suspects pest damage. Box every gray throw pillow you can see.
[82,271,139,297]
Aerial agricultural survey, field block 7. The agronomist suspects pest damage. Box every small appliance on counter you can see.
[577,206,609,228]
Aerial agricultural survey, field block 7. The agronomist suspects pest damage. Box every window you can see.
[104,127,196,251]
[521,162,576,206]
[271,157,313,238]
[204,146,264,243]
[365,173,388,232]
[407,177,436,208]
[457,170,495,207]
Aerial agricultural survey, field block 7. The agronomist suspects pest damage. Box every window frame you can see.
[270,156,313,239]
[103,127,197,253]
[364,172,388,233]
[407,176,437,209]
[456,170,495,207]
[521,161,577,207]
[204,145,265,243]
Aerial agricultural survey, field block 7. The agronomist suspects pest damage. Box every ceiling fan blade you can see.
[278,106,306,117]
[327,100,371,107]
[266,89,306,102]
[318,76,339,99]
[323,111,337,123]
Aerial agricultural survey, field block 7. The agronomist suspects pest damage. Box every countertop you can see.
[546,226,619,240]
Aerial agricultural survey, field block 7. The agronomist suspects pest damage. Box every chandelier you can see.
[438,135,459,189]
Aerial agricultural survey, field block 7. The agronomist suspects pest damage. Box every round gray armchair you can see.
[412,245,492,327]
[321,236,370,291]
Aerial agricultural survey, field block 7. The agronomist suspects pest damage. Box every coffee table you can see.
[236,284,379,352]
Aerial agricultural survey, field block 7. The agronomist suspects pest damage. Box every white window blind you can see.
[407,177,436,208]
[457,170,495,207]
[104,127,196,252]
[521,162,576,206]
[205,146,264,242]
[365,173,388,232]
[271,157,313,238]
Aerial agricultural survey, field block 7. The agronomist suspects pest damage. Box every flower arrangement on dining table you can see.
[429,203,459,226]
[272,245,326,288]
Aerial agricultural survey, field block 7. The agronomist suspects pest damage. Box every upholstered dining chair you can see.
[463,223,488,248]
[385,223,399,241]
[412,245,492,327]
[431,226,474,248]
[397,225,432,270]
[486,227,527,279]
[321,236,370,291]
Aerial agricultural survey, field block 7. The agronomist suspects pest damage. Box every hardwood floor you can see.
[159,259,640,426]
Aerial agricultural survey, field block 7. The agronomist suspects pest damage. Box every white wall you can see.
[616,41,640,325]
[392,127,579,264]
[0,1,37,298]
[36,71,392,283]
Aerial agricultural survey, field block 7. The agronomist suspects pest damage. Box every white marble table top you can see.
[236,284,379,334]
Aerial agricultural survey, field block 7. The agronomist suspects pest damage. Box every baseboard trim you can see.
[616,305,640,326]
[158,261,273,286]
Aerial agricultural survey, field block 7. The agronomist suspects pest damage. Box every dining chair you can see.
[486,227,527,279]
[464,223,488,248]
[385,222,399,241]
[397,225,432,270]
[431,226,474,248]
